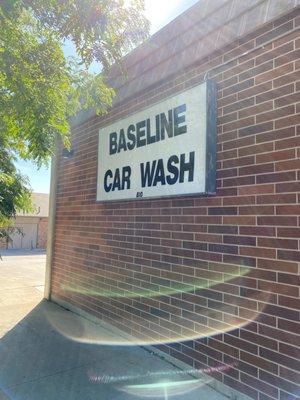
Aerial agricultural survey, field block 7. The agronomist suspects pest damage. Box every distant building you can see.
[0,193,49,250]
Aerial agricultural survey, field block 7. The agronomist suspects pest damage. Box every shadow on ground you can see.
[0,249,46,258]
[0,300,225,400]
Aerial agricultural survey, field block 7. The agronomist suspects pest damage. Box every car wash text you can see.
[103,104,195,196]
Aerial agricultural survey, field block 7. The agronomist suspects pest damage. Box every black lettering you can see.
[141,161,156,187]
[127,124,136,150]
[155,114,160,142]
[179,151,195,183]
[112,168,121,191]
[136,120,146,148]
[146,118,156,144]
[104,170,113,192]
[118,129,127,153]
[109,132,118,155]
[174,104,187,136]
[160,109,173,140]
[122,166,131,190]
[166,155,179,185]
[153,159,166,186]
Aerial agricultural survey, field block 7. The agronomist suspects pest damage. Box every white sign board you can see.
[97,81,216,202]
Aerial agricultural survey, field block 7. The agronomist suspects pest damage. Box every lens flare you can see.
[47,296,269,346]
[120,378,208,398]
[50,263,270,346]
[87,363,235,398]
[61,266,250,300]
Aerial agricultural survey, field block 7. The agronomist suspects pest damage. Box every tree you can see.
[0,0,149,234]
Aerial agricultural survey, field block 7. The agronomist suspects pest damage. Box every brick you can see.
[239,142,273,157]
[256,21,294,46]
[224,333,258,354]
[208,207,237,215]
[256,105,295,124]
[275,49,300,68]
[277,227,300,238]
[239,100,273,120]
[223,175,255,187]
[276,181,300,193]
[256,63,294,85]
[258,258,298,274]
[223,216,256,225]
[257,193,296,205]
[182,241,207,251]
[194,250,222,262]
[224,235,256,246]
[223,155,255,168]
[258,237,298,250]
[275,114,299,129]
[218,93,237,107]
[240,330,278,351]
[238,81,272,100]
[257,216,297,226]
[209,243,238,254]
[223,97,255,115]
[239,205,274,215]
[258,280,299,297]
[277,204,300,215]
[278,273,300,287]
[263,303,299,322]
[275,158,300,172]
[240,246,276,259]
[223,254,256,268]
[223,196,255,205]
[238,184,274,195]
[260,370,299,396]
[273,70,299,88]
[241,373,278,398]
[275,91,300,108]
[280,388,299,399]
[278,249,300,262]
[240,226,276,237]
[223,78,254,98]
[274,9,299,28]
[218,112,238,125]
[255,42,294,66]
[239,60,273,82]
[208,225,238,234]
[259,325,299,347]
[256,83,294,104]
[279,343,300,361]
[223,135,254,151]
[218,130,238,143]
[239,121,273,138]
[223,116,255,133]
[209,338,239,358]
[224,376,258,399]
[260,347,300,371]
[256,171,296,184]
[256,148,295,162]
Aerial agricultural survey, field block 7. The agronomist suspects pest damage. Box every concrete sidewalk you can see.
[0,249,46,338]
[0,250,227,400]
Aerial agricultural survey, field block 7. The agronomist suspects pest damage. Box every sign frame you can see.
[96,80,217,203]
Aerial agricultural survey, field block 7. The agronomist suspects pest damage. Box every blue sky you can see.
[19,0,199,194]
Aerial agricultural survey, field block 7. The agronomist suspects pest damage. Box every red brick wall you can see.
[51,10,300,400]
[37,217,48,249]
